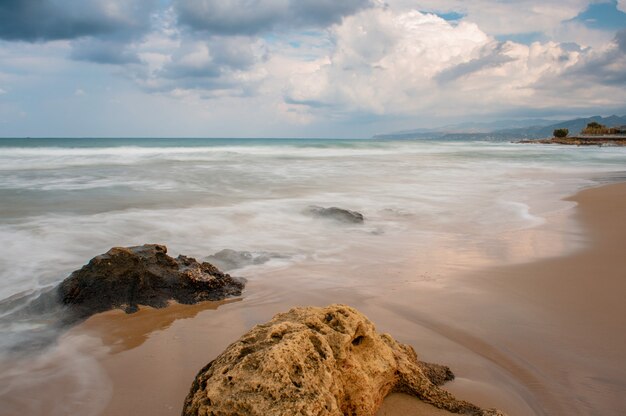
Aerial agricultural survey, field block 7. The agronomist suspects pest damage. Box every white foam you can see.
[0,141,625,298]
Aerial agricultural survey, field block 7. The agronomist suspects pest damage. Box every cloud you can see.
[0,0,159,41]
[388,0,591,36]
[174,0,374,35]
[70,39,141,64]
[1,0,625,137]
[618,29,626,53]
[554,29,626,87]
[619,0,626,13]
[159,36,265,79]
[435,42,515,83]
[284,9,493,115]
[127,25,269,98]
[283,7,624,120]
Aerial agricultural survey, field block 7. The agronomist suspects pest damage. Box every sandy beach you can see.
[9,181,624,416]
[380,181,626,415]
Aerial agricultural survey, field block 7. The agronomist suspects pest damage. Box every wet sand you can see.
[57,182,626,415]
[378,182,626,415]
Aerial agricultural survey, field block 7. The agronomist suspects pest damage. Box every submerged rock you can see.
[206,249,287,271]
[58,244,244,322]
[305,206,365,224]
[182,304,504,416]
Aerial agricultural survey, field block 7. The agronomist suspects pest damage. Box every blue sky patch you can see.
[431,11,466,21]
[571,0,626,30]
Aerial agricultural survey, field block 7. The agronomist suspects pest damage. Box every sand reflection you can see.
[79,298,242,353]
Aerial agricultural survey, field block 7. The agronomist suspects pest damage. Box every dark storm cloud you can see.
[0,0,158,41]
[174,0,374,35]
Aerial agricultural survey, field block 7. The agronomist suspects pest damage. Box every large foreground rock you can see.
[182,304,504,416]
[58,244,244,322]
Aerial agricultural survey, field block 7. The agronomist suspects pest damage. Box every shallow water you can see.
[1,138,626,415]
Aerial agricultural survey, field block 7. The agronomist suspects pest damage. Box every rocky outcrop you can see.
[182,304,505,416]
[58,244,244,322]
[517,137,626,146]
[305,206,365,223]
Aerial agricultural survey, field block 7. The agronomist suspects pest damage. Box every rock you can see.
[182,304,505,416]
[305,206,365,224]
[206,249,286,271]
[58,244,244,322]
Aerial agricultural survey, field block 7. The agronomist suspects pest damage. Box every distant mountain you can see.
[374,115,626,140]
[432,118,554,133]
[375,118,554,139]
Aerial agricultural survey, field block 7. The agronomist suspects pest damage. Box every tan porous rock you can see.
[182,304,505,416]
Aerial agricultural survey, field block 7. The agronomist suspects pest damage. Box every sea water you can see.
[2,138,626,302]
[1,138,625,298]
[1,138,626,414]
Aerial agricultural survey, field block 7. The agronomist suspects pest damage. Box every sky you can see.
[0,0,625,138]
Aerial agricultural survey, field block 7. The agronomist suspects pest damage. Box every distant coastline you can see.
[374,114,626,142]
[517,136,626,146]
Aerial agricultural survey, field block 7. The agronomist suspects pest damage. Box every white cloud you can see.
[618,0,626,13]
[2,0,622,137]
[387,0,591,36]
[119,4,624,128]
[282,7,622,121]
[285,10,490,114]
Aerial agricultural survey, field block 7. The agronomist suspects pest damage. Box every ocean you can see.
[1,137,626,415]
[2,138,625,295]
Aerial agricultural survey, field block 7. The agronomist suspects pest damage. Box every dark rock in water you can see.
[305,205,364,224]
[58,244,245,323]
[0,245,243,353]
[206,249,271,271]
[205,249,291,271]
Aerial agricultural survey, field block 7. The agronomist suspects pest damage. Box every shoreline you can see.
[466,181,626,414]
[378,181,626,415]
[14,181,626,416]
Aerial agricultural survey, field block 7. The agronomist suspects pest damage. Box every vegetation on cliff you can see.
[581,122,622,136]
